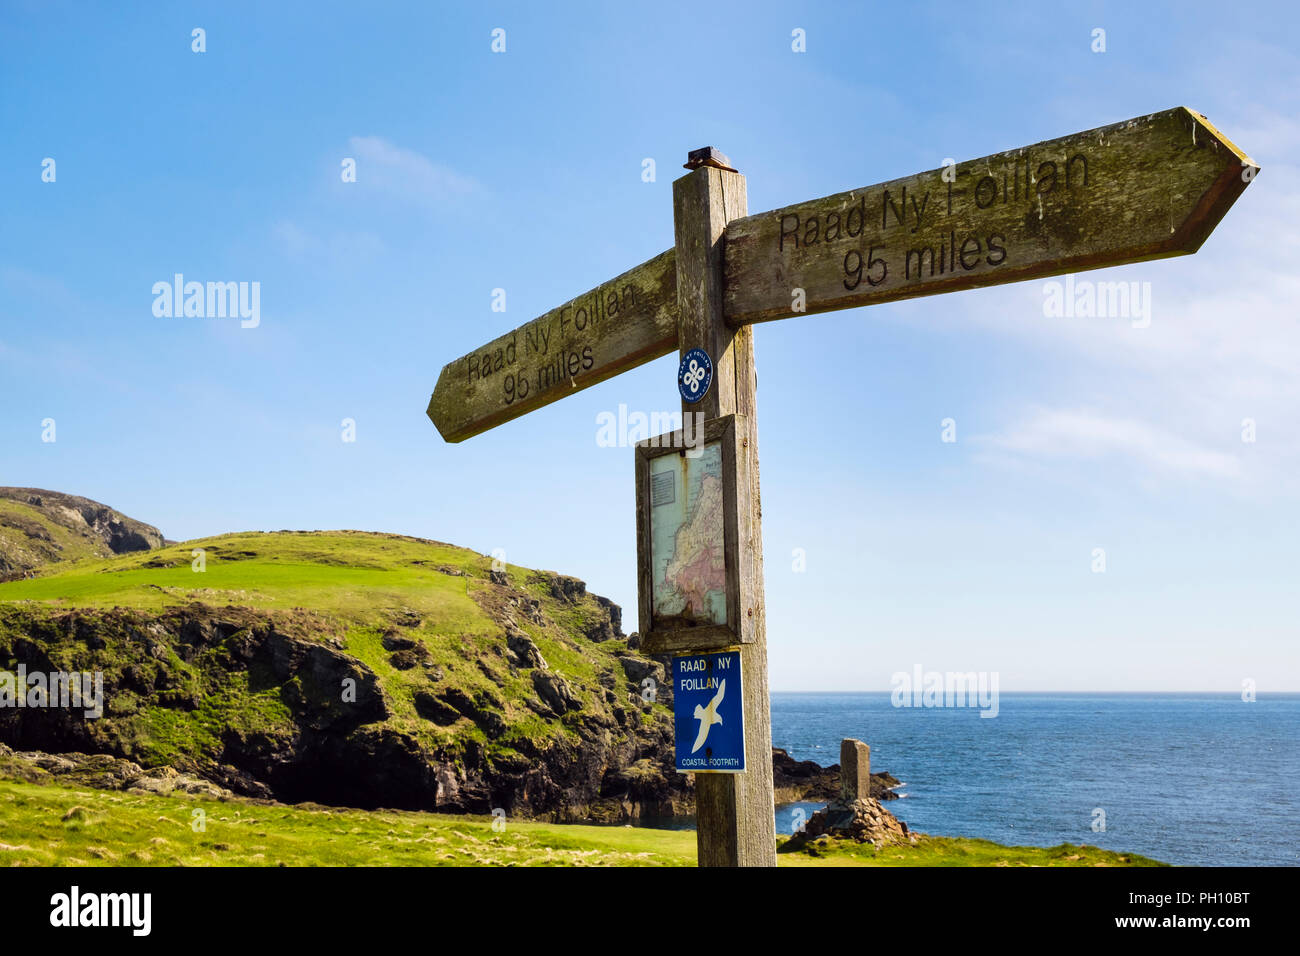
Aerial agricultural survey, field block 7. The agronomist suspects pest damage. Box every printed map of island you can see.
[649,442,726,625]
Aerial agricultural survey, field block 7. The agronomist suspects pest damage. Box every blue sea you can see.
[773,693,1300,866]
[657,693,1300,866]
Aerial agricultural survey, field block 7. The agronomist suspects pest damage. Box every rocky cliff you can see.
[0,487,165,578]
[0,545,687,820]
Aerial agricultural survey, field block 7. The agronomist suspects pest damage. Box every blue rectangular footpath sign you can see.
[673,650,745,773]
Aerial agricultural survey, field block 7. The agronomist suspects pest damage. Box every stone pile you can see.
[788,796,917,850]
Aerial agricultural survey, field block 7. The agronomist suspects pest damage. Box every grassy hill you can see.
[0,530,683,818]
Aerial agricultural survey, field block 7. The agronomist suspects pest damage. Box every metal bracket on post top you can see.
[683,146,738,173]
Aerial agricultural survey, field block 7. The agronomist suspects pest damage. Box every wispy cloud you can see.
[974,407,1243,481]
[346,136,480,205]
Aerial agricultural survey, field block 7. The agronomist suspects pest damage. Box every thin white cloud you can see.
[346,136,480,204]
[975,407,1243,481]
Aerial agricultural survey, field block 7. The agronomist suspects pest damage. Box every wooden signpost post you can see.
[427,108,1256,867]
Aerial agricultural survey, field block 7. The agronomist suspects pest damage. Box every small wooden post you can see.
[840,738,871,802]
[673,150,776,867]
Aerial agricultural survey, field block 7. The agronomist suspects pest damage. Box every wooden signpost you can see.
[426,109,1256,867]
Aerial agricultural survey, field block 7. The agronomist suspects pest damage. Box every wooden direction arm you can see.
[722,107,1258,326]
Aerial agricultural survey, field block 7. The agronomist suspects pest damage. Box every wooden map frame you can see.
[635,414,754,654]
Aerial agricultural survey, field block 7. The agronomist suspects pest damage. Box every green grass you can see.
[776,833,1166,867]
[0,529,661,776]
[0,531,487,622]
[0,777,1163,867]
[0,777,694,867]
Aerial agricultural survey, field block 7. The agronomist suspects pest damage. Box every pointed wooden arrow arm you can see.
[427,248,679,443]
[721,107,1258,326]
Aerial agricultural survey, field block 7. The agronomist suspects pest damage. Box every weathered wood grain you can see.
[724,107,1258,325]
[426,248,678,442]
[671,163,776,868]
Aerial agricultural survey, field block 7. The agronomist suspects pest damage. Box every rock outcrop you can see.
[0,743,233,799]
[785,796,919,852]
[772,747,901,802]
[0,488,165,578]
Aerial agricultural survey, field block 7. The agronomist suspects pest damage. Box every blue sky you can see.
[2,1,1297,690]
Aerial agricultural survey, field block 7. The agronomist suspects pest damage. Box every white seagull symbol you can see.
[691,678,726,753]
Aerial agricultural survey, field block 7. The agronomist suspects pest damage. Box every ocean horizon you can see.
[651,692,1300,867]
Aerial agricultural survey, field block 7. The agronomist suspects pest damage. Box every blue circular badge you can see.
[678,348,713,404]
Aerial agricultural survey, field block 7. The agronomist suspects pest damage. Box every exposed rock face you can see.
[587,595,622,642]
[532,670,579,716]
[507,629,547,670]
[785,796,918,852]
[0,488,165,577]
[0,744,233,799]
[545,573,586,604]
[616,656,671,707]
[0,604,392,806]
[0,587,694,821]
